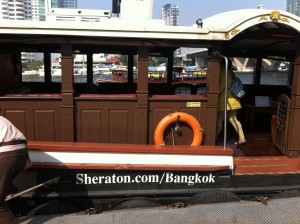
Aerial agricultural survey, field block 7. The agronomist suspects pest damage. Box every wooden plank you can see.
[27,141,233,155]
[31,162,231,171]
[234,156,300,175]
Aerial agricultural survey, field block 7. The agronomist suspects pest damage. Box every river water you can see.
[236,71,289,85]
[22,71,289,86]
[22,73,106,83]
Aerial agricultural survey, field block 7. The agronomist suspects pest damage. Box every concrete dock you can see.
[17,196,300,224]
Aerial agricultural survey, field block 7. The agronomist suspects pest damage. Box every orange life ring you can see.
[154,112,203,146]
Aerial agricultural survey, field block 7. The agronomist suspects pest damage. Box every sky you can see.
[77,0,285,26]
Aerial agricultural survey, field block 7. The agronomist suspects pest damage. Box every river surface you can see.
[236,71,289,85]
[22,71,289,86]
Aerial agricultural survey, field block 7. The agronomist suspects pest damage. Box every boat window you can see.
[29,53,89,83]
[51,53,62,82]
[22,52,44,82]
[74,54,87,83]
[149,58,167,83]
[95,54,130,84]
[233,57,256,84]
[171,49,207,86]
[172,66,206,84]
[260,58,289,86]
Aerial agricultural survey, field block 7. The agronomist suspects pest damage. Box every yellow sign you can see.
[187,102,201,107]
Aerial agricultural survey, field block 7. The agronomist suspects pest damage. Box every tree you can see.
[116,55,128,66]
[22,61,43,71]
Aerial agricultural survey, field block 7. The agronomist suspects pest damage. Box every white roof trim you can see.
[193,9,300,40]
[1,9,300,42]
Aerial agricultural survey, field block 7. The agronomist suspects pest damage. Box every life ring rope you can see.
[154,112,203,146]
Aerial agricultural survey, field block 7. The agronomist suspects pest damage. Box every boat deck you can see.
[233,133,300,175]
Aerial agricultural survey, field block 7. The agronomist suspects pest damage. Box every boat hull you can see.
[8,141,300,215]
[14,166,300,197]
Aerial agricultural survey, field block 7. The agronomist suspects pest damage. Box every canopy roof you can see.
[0,9,299,59]
[199,9,300,59]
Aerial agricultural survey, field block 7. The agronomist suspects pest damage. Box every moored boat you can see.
[101,66,207,83]
[1,1,300,216]
[22,70,39,75]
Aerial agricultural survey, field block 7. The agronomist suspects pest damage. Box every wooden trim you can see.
[27,141,233,156]
[2,94,62,99]
[31,162,231,171]
[78,94,137,98]
[76,94,137,99]
[149,95,207,101]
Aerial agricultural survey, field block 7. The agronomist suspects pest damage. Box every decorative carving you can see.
[270,11,281,21]
[280,16,289,23]
[226,11,290,39]
[269,11,289,23]
[259,16,268,21]
[231,29,240,36]
[258,11,289,23]
[225,28,240,39]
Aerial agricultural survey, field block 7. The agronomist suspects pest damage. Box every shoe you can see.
[235,139,246,146]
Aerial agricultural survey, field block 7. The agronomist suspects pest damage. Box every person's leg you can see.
[228,110,246,143]
[216,111,225,138]
[0,154,27,224]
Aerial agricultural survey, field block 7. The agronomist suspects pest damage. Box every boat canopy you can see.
[0,9,299,58]
[193,9,300,59]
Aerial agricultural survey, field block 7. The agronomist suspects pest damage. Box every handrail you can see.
[214,52,228,150]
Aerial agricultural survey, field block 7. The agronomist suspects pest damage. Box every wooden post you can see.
[254,58,262,85]
[44,52,51,83]
[61,44,74,142]
[128,53,134,83]
[136,47,149,144]
[286,40,300,157]
[205,48,221,145]
[167,53,173,85]
[87,53,93,84]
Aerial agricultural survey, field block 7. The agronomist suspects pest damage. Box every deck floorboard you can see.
[233,132,300,175]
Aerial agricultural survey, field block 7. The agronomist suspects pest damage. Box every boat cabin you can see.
[0,9,299,155]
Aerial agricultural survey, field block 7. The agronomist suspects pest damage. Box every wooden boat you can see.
[1,3,300,215]
[99,67,207,83]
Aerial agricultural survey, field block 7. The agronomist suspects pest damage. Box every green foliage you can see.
[22,61,43,71]
[173,57,182,66]
[116,55,128,66]
[151,57,166,66]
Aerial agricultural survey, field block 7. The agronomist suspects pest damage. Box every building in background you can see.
[43,0,78,21]
[31,0,40,21]
[51,0,77,9]
[286,0,300,16]
[0,0,30,20]
[0,0,77,21]
[161,4,179,26]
